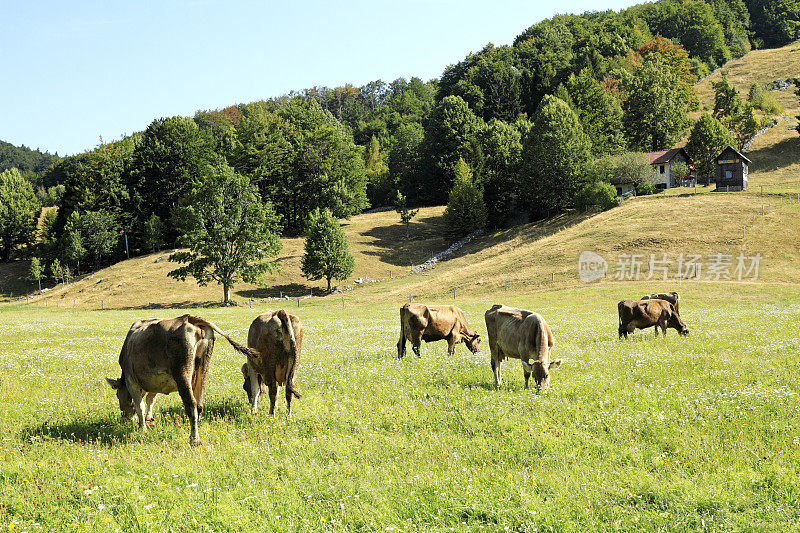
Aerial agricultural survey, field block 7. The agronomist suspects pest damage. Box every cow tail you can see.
[187,316,261,358]
[398,306,406,358]
[277,310,301,399]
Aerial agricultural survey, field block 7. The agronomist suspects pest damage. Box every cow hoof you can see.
[145,418,155,428]
[250,409,258,415]
[190,439,202,447]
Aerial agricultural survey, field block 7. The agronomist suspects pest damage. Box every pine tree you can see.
[443,159,487,237]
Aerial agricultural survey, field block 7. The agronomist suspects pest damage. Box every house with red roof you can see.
[645,147,694,190]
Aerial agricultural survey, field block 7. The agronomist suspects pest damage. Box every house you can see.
[714,146,750,191]
[645,148,694,189]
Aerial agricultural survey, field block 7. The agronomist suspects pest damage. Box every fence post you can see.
[297,298,300,308]
[743,225,746,241]
[505,280,508,291]
[390,270,393,279]
[101,299,104,310]
[551,273,555,282]
[762,205,765,215]
[761,186,763,195]
[453,288,456,300]
[342,297,344,308]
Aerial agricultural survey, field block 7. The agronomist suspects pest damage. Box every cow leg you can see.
[247,365,262,415]
[125,378,147,432]
[192,343,212,420]
[268,381,278,416]
[412,340,421,358]
[175,375,201,446]
[654,325,659,337]
[446,334,458,356]
[144,392,157,426]
[491,355,502,387]
[397,334,406,359]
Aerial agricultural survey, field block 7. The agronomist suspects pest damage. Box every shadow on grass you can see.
[22,416,132,446]
[113,300,224,310]
[749,136,800,172]
[359,214,449,266]
[159,397,247,422]
[443,210,594,263]
[236,282,319,300]
[21,399,250,446]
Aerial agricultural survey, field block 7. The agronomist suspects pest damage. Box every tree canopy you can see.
[168,159,282,304]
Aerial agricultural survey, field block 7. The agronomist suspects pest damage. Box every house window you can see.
[659,165,665,174]
[725,170,732,179]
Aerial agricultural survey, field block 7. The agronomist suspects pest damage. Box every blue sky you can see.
[1,0,641,156]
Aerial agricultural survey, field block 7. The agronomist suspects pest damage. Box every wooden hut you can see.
[715,146,751,191]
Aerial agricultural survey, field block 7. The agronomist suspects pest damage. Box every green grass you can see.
[2,281,799,531]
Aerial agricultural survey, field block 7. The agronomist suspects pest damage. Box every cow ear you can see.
[549,359,562,370]
[105,377,122,389]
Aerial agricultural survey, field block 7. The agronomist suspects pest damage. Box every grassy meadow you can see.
[1,281,800,532]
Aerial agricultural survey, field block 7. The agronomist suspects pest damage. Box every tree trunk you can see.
[223,283,230,305]
[327,277,332,292]
[38,279,41,292]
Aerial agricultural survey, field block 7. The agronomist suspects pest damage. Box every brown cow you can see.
[484,304,560,391]
[618,299,688,339]
[242,310,302,416]
[397,303,480,358]
[105,315,257,446]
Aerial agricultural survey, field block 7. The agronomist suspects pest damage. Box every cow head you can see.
[530,359,562,392]
[241,364,266,405]
[105,377,135,419]
[465,333,481,353]
[666,308,689,336]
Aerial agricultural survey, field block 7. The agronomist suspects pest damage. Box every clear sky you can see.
[1,0,641,156]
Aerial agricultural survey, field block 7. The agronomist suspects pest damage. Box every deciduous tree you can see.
[622,56,689,152]
[168,159,282,305]
[0,168,40,261]
[686,113,736,182]
[301,208,355,292]
[521,95,592,218]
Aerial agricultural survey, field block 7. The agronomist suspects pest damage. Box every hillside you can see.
[0,206,448,308]
[694,40,800,192]
[3,42,800,310]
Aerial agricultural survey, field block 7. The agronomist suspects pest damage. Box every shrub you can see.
[575,181,620,211]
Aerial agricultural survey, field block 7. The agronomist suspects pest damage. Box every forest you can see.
[1,0,799,282]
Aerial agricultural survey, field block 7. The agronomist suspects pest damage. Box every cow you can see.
[105,314,258,446]
[484,304,560,391]
[242,310,302,416]
[397,303,480,359]
[641,292,680,314]
[618,299,689,339]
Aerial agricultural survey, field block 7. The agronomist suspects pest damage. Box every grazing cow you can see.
[105,315,257,446]
[242,310,302,416]
[618,299,689,339]
[397,303,480,358]
[641,292,680,314]
[484,304,560,391]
